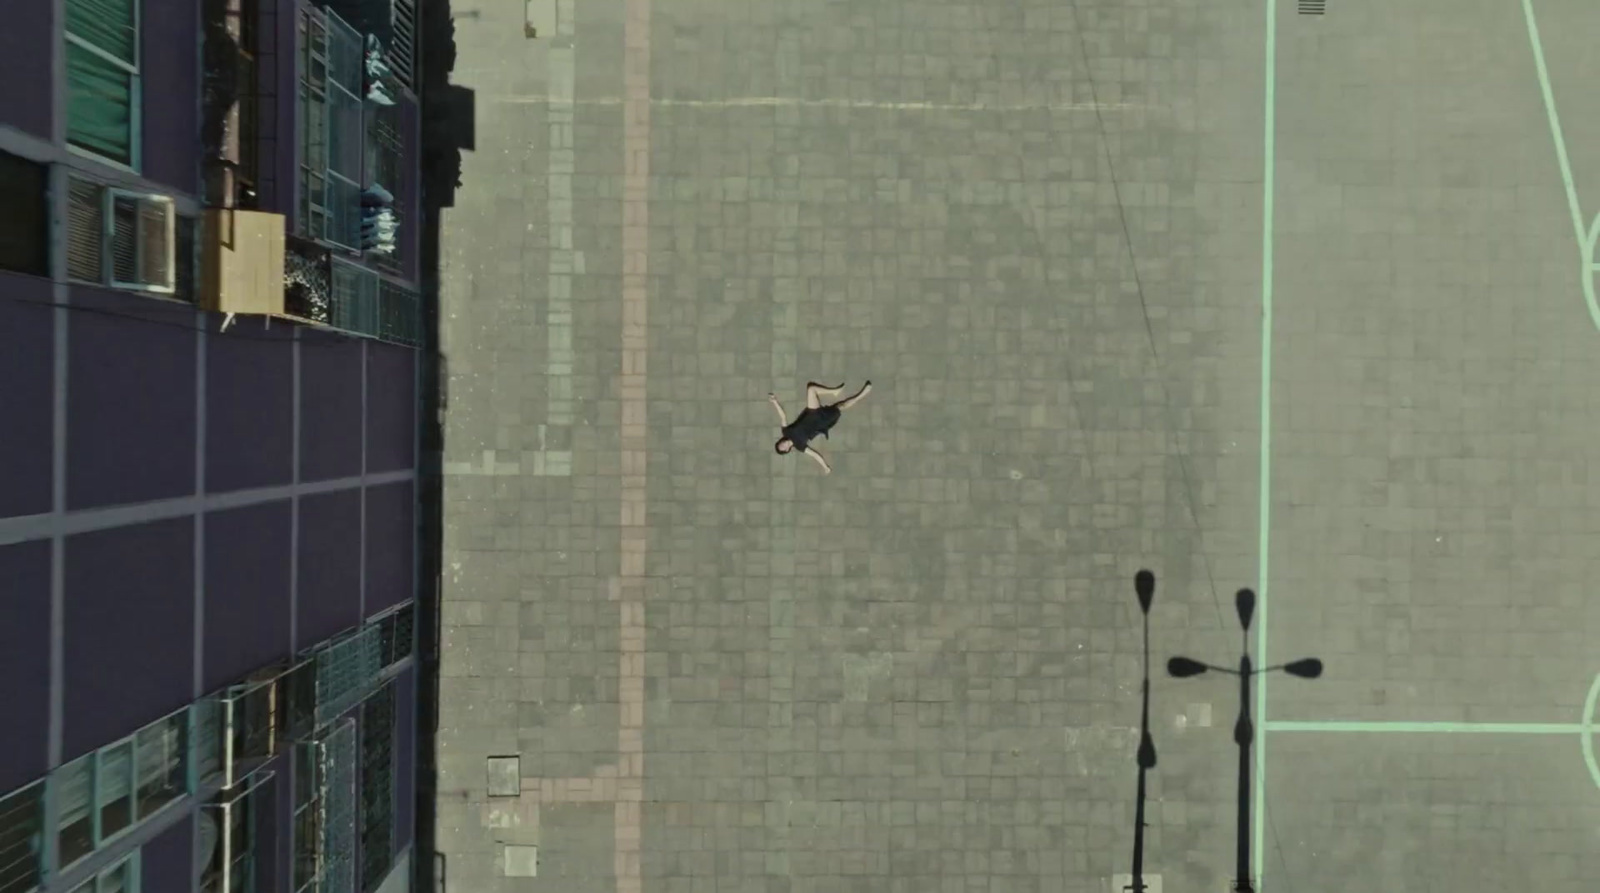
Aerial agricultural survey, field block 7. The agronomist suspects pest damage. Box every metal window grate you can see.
[329,263,418,347]
[293,721,358,893]
[320,722,358,893]
[377,604,414,667]
[377,280,419,346]
[1298,0,1326,13]
[314,625,382,725]
[365,104,402,214]
[330,260,379,335]
[358,684,395,892]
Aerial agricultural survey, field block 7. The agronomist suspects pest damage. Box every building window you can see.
[200,783,258,893]
[0,151,50,277]
[0,781,45,893]
[297,9,366,250]
[135,711,188,816]
[54,708,192,872]
[99,852,138,893]
[96,740,135,842]
[296,11,329,241]
[65,177,179,296]
[65,0,141,168]
[55,755,95,868]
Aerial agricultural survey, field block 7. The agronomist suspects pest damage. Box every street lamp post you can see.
[1168,588,1323,893]
[1125,570,1158,893]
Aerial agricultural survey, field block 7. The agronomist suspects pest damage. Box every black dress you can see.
[782,405,841,452]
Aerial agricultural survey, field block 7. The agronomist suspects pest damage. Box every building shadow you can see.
[414,0,473,890]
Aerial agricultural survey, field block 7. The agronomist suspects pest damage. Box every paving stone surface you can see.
[431,0,1600,891]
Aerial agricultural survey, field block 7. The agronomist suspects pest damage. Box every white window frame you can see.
[64,177,177,295]
[64,0,143,173]
[106,188,176,293]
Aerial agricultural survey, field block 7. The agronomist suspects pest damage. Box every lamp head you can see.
[1235,588,1256,630]
[1284,657,1324,679]
[1134,570,1155,614]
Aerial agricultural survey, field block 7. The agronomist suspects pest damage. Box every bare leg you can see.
[804,381,846,409]
[835,380,872,411]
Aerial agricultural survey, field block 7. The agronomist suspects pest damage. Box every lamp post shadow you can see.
[1167,587,1324,893]
[1125,570,1157,892]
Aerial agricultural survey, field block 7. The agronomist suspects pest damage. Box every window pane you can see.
[97,741,134,841]
[193,698,223,783]
[110,194,174,289]
[55,755,95,867]
[198,810,223,893]
[325,12,362,95]
[66,0,136,66]
[137,199,174,287]
[0,151,50,276]
[66,43,134,167]
[327,87,363,181]
[226,794,253,893]
[110,195,138,283]
[174,216,197,302]
[291,805,318,893]
[0,782,45,893]
[97,856,134,893]
[136,712,188,818]
[66,178,105,282]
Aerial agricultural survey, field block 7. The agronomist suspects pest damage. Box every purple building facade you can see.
[0,0,423,891]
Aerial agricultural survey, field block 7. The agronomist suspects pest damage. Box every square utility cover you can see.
[504,845,539,877]
[486,755,522,797]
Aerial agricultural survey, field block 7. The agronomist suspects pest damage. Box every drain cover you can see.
[486,755,522,797]
[1299,0,1327,12]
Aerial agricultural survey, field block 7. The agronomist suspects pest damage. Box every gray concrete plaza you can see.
[430,0,1600,890]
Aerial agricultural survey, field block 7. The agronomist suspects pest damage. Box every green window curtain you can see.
[66,42,134,166]
[66,0,137,65]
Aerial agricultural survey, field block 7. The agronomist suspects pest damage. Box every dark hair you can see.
[774,438,790,455]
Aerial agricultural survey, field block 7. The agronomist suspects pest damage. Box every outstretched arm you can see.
[767,393,789,426]
[802,446,831,474]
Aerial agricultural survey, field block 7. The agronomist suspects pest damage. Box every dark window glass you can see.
[0,781,45,893]
[0,151,50,276]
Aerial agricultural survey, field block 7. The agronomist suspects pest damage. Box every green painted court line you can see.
[1519,0,1600,333]
[1252,0,1278,883]
[1262,675,1600,792]
[1266,720,1587,734]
